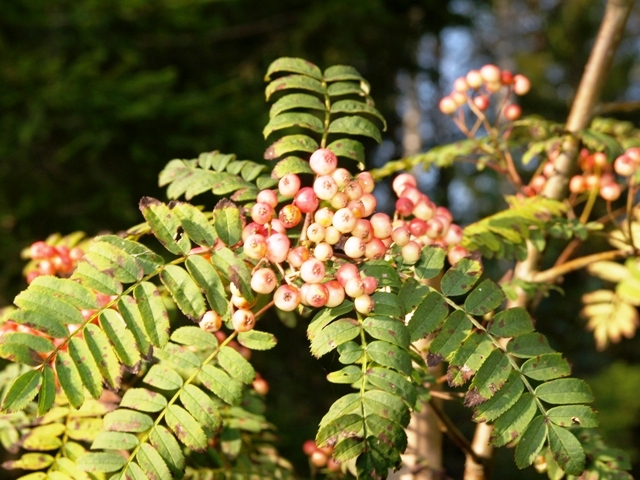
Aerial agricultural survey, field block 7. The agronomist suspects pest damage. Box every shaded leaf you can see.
[171,326,218,350]
[211,247,254,303]
[134,282,170,348]
[144,365,183,391]
[84,241,144,284]
[68,337,103,399]
[117,296,152,356]
[521,353,571,381]
[265,57,322,81]
[362,316,410,347]
[29,276,97,310]
[548,423,585,475]
[148,425,185,478]
[491,393,537,447]
[91,431,139,451]
[84,323,122,390]
[473,372,524,423]
[366,367,416,408]
[72,261,122,296]
[467,350,512,407]
[1,370,41,412]
[488,308,535,337]
[441,255,483,297]
[514,415,548,469]
[179,384,221,433]
[265,74,324,101]
[99,309,141,369]
[77,452,126,473]
[507,332,555,358]
[311,319,360,358]
[137,443,172,480]
[407,292,449,342]
[429,310,472,361]
[38,365,56,416]
[464,279,505,316]
[448,331,494,387]
[535,379,594,404]
[326,138,365,162]
[414,246,446,280]
[328,116,381,144]
[264,134,319,160]
[269,93,325,118]
[55,350,85,409]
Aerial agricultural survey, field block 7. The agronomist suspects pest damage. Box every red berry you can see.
[395,197,414,216]
[473,95,490,111]
[252,377,269,396]
[251,202,275,225]
[503,104,521,121]
[392,173,417,197]
[256,189,278,208]
[362,276,378,295]
[500,70,514,85]
[513,74,531,95]
[310,450,328,468]
[409,218,427,237]
[243,222,267,241]
[38,259,56,276]
[69,247,84,262]
[29,241,56,260]
[365,238,386,259]
[287,246,310,268]
[303,440,317,456]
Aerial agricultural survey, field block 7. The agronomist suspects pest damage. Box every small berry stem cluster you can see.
[564,149,622,202]
[25,241,85,284]
[439,64,530,124]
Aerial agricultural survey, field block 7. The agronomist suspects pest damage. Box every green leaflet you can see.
[464,279,505,315]
[466,349,512,407]
[97,235,165,275]
[84,241,144,284]
[362,390,408,424]
[326,365,362,384]
[139,197,191,255]
[362,316,410,348]
[199,365,242,405]
[330,100,386,130]
[144,365,183,391]
[103,409,154,433]
[179,385,221,433]
[429,310,472,362]
[310,318,361,358]
[99,309,141,369]
[264,57,323,81]
[490,393,537,447]
[535,378,594,404]
[548,423,585,475]
[365,341,412,375]
[521,353,571,380]
[38,365,56,416]
[359,260,401,289]
[149,425,186,478]
[211,199,243,247]
[514,415,548,469]
[185,255,228,317]
[447,331,494,387]
[55,350,85,409]
[264,134,319,160]
[307,301,354,340]
[319,393,360,429]
[325,64,366,82]
[1,370,41,413]
[91,431,139,451]
[68,337,103,399]
[365,368,417,408]
[29,276,98,310]
[326,138,365,162]
[264,75,325,101]
[121,388,168,413]
[506,332,555,358]
[117,295,153,356]
[440,255,483,297]
[165,404,207,452]
[77,452,127,473]
[211,247,255,303]
[263,112,324,138]
[488,307,535,337]
[160,265,207,320]
[156,343,202,374]
[414,246,446,280]
[316,413,362,448]
[134,282,170,348]
[407,291,449,342]
[14,288,84,325]
[473,372,524,423]
[218,346,255,384]
[370,292,403,319]
[237,330,277,350]
[172,202,218,248]
[9,309,67,339]
[269,93,325,118]
[328,116,382,144]
[137,443,172,480]
[271,156,314,178]
[327,81,365,97]
[171,326,218,350]
[84,323,122,390]
[72,261,122,296]
[547,405,598,428]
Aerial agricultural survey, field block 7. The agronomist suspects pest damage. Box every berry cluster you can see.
[26,241,85,284]
[217,148,467,327]
[302,439,339,472]
[439,64,530,120]
[563,149,622,201]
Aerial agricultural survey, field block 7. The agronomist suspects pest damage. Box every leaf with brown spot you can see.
[165,405,207,452]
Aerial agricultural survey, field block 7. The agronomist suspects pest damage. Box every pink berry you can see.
[256,189,278,208]
[336,263,359,288]
[352,219,373,242]
[356,172,375,193]
[480,64,501,83]
[569,175,587,194]
[408,218,427,237]
[287,246,310,268]
[304,283,329,308]
[360,193,377,217]
[232,309,256,332]
[344,278,365,298]
[443,224,463,245]
[243,222,267,241]
[303,440,317,456]
[279,204,303,229]
[392,173,417,197]
[362,276,378,295]
[313,175,339,200]
[392,226,411,247]
[251,268,278,294]
[447,245,469,265]
[278,173,301,198]
[413,199,436,221]
[600,182,622,202]
[473,95,490,111]
[274,285,301,312]
[395,197,414,216]
[614,155,635,176]
[333,208,357,234]
[300,258,326,284]
[344,236,365,259]
[370,213,393,239]
[309,148,338,175]
[344,181,364,201]
[365,238,386,259]
[465,70,483,89]
[251,202,275,225]
[530,175,546,193]
[332,168,352,189]
[30,241,56,260]
[270,218,287,234]
[426,218,445,239]
[513,74,531,95]
[294,187,319,213]
[439,96,457,115]
[503,104,521,121]
[266,233,290,264]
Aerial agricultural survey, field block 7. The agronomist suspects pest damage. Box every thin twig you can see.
[532,249,627,283]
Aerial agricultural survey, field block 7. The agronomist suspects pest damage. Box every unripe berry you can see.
[314,207,334,227]
[354,294,374,315]
[199,310,222,333]
[352,219,373,242]
[585,174,599,190]
[69,247,84,262]
[466,70,483,89]
[333,208,357,234]
[327,458,341,473]
[365,238,386,259]
[307,223,326,244]
[593,152,608,168]
[304,283,329,308]
[362,276,379,295]
[395,197,414,216]
[243,222,267,241]
[451,91,467,107]
[513,74,531,95]
[287,246,310,268]
[344,236,365,259]
[392,173,418,196]
[447,245,469,265]
[325,280,346,308]
[443,224,463,245]
[370,213,393,239]
[347,200,365,219]
[360,193,377,217]
[344,181,364,201]
[627,147,640,163]
[344,277,365,298]
[336,263,359,288]
[542,161,556,178]
[503,104,521,121]
[300,258,326,284]
[294,187,319,213]
[439,96,457,115]
[278,204,303,229]
[244,234,267,260]
[313,242,333,262]
[251,268,278,294]
[271,219,287,235]
[600,182,622,202]
[310,450,328,468]
[332,168,352,189]
[309,148,338,175]
[402,241,422,264]
[232,309,256,332]
[426,218,445,239]
[313,175,339,200]
[485,81,502,93]
[251,202,275,225]
[278,173,301,198]
[256,189,278,208]
[614,155,635,176]
[273,285,301,312]
[266,233,290,264]
[453,77,469,92]
[330,191,349,210]
[392,226,411,246]
[324,226,342,245]
[480,64,501,83]
[569,175,587,194]
[231,294,254,309]
[252,377,269,396]
[413,199,436,221]
[356,172,375,193]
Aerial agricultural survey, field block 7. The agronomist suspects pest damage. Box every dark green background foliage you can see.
[1,0,640,478]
